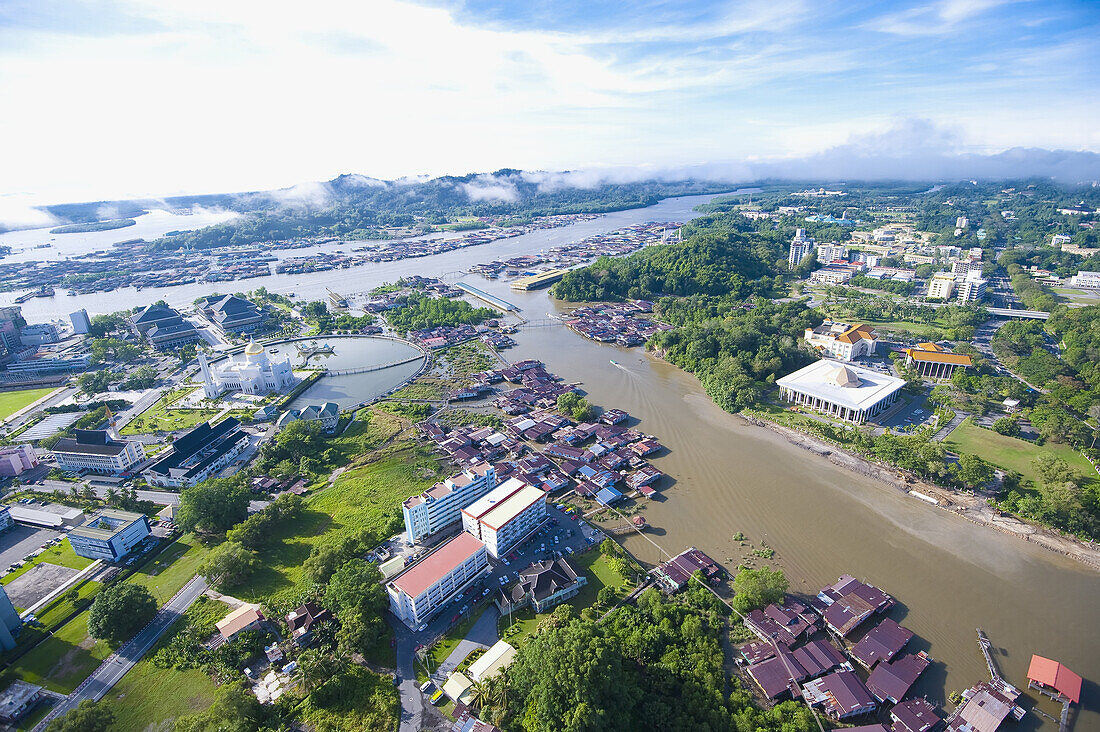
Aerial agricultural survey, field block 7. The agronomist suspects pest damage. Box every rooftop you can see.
[467,639,516,682]
[216,605,263,637]
[777,359,905,411]
[69,509,145,542]
[1026,655,1082,704]
[461,478,543,530]
[389,532,486,599]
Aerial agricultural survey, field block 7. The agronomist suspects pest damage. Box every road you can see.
[393,619,426,732]
[33,575,208,731]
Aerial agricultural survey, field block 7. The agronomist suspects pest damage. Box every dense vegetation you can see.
[479,588,815,732]
[49,218,136,234]
[553,212,788,302]
[384,293,494,332]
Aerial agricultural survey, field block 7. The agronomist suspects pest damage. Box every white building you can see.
[815,243,849,264]
[70,309,91,335]
[461,478,547,559]
[403,463,497,543]
[956,273,988,302]
[275,402,339,433]
[810,267,855,285]
[777,360,905,424]
[0,506,12,534]
[198,342,295,399]
[926,272,956,300]
[788,229,815,270]
[387,532,489,628]
[1051,234,1072,247]
[52,430,146,475]
[803,322,877,362]
[955,216,969,229]
[1068,271,1100,289]
[68,509,151,561]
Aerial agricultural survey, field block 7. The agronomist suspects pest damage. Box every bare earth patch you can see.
[5,562,79,608]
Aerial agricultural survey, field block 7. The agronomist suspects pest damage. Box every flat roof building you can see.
[777,360,905,424]
[68,509,151,561]
[387,532,489,628]
[52,429,146,475]
[0,680,43,723]
[0,444,35,477]
[461,478,547,559]
[403,463,497,544]
[0,585,22,651]
[927,272,956,300]
[804,322,878,362]
[142,417,249,488]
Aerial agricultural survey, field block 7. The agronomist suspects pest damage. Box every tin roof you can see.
[1026,655,1081,704]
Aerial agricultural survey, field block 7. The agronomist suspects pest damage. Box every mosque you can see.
[198,342,296,399]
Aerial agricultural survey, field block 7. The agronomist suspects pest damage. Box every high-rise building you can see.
[816,243,849,264]
[788,229,815,270]
[926,272,956,300]
[956,274,987,303]
[70,309,91,334]
[402,463,497,543]
[0,585,23,651]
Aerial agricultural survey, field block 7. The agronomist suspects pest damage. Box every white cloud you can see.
[460,176,520,203]
[866,0,1014,36]
[0,194,58,231]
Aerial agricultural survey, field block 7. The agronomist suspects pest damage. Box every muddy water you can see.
[479,281,1099,730]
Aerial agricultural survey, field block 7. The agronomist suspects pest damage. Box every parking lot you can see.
[0,524,63,573]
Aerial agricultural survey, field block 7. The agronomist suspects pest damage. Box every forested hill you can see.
[552,212,790,302]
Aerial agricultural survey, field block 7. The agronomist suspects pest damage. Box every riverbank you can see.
[740,412,1100,571]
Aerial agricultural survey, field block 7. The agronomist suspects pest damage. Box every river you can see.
[4,192,1098,727]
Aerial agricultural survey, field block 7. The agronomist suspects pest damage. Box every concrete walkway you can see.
[932,410,969,442]
[434,607,500,680]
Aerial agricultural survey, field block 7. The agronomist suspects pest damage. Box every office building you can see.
[402,463,497,543]
[200,295,265,334]
[815,243,848,264]
[6,353,90,375]
[803,322,877,362]
[1068,271,1100,289]
[68,509,151,561]
[275,402,339,433]
[129,304,201,351]
[926,272,956,300]
[0,585,22,651]
[461,478,547,559]
[387,532,489,627]
[19,323,59,346]
[142,417,249,487]
[956,273,987,302]
[788,229,815,270]
[70,308,91,334]
[777,360,905,424]
[52,429,146,474]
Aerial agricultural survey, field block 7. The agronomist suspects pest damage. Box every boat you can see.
[609,360,619,366]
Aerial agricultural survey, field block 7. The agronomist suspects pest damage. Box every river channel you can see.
[4,194,1098,727]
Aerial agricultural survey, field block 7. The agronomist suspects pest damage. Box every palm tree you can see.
[468,680,491,712]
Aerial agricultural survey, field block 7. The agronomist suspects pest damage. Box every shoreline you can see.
[739,412,1100,572]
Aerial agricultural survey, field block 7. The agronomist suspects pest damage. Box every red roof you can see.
[390,533,485,599]
[1027,655,1082,704]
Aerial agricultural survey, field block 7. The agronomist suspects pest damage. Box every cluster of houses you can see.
[411,324,482,350]
[736,575,939,731]
[564,301,668,347]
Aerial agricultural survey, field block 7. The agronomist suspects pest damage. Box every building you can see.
[387,532,489,628]
[926,272,956,300]
[0,506,11,534]
[130,304,201,350]
[816,575,895,637]
[745,596,819,646]
[52,429,146,474]
[890,698,941,732]
[461,478,547,559]
[468,639,517,682]
[803,322,877,362]
[501,557,587,613]
[6,352,90,375]
[1025,655,1081,705]
[802,671,877,720]
[816,243,849,264]
[216,605,264,642]
[70,308,91,334]
[1068,271,1100,289]
[68,509,151,561]
[201,295,265,334]
[955,216,969,229]
[142,417,250,488]
[866,652,930,703]
[945,681,1023,732]
[0,444,37,477]
[286,601,333,646]
[810,266,855,285]
[653,547,724,592]
[788,229,815,270]
[0,681,43,723]
[852,617,913,668]
[276,402,339,433]
[1051,234,1073,246]
[904,343,972,380]
[198,344,295,399]
[0,585,22,651]
[777,360,905,424]
[403,463,497,543]
[450,710,500,732]
[19,323,59,346]
[956,273,987,302]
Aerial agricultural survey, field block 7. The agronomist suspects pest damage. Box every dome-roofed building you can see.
[776,359,904,424]
[199,342,295,398]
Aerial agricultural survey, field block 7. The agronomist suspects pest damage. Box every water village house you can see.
[890,698,941,732]
[776,360,905,424]
[904,342,973,380]
[803,322,878,362]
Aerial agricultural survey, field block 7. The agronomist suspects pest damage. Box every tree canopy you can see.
[87,583,158,643]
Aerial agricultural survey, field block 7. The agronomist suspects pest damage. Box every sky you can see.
[1,0,1099,221]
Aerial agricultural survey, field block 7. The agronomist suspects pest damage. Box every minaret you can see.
[198,351,220,399]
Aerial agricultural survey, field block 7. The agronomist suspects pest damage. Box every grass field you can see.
[126,534,209,603]
[120,387,222,435]
[0,387,56,421]
[1,540,94,585]
[944,418,1097,487]
[11,610,113,693]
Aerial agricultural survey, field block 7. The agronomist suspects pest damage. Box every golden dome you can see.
[244,342,264,357]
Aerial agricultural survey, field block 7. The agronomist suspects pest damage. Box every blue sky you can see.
[0,0,1098,219]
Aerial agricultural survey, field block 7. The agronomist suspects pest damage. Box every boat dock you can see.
[454,282,521,312]
[510,268,571,291]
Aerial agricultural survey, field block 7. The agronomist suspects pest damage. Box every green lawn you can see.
[9,611,113,694]
[0,387,56,421]
[1,540,94,586]
[944,418,1097,487]
[119,387,222,435]
[126,534,209,603]
[233,440,446,611]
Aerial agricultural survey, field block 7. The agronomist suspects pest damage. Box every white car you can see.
[417,623,427,632]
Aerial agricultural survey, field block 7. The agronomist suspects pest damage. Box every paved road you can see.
[28,480,180,505]
[34,575,208,731]
[393,619,426,732]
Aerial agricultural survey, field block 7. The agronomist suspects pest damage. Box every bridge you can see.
[986,307,1049,320]
[325,354,427,376]
[517,318,564,329]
